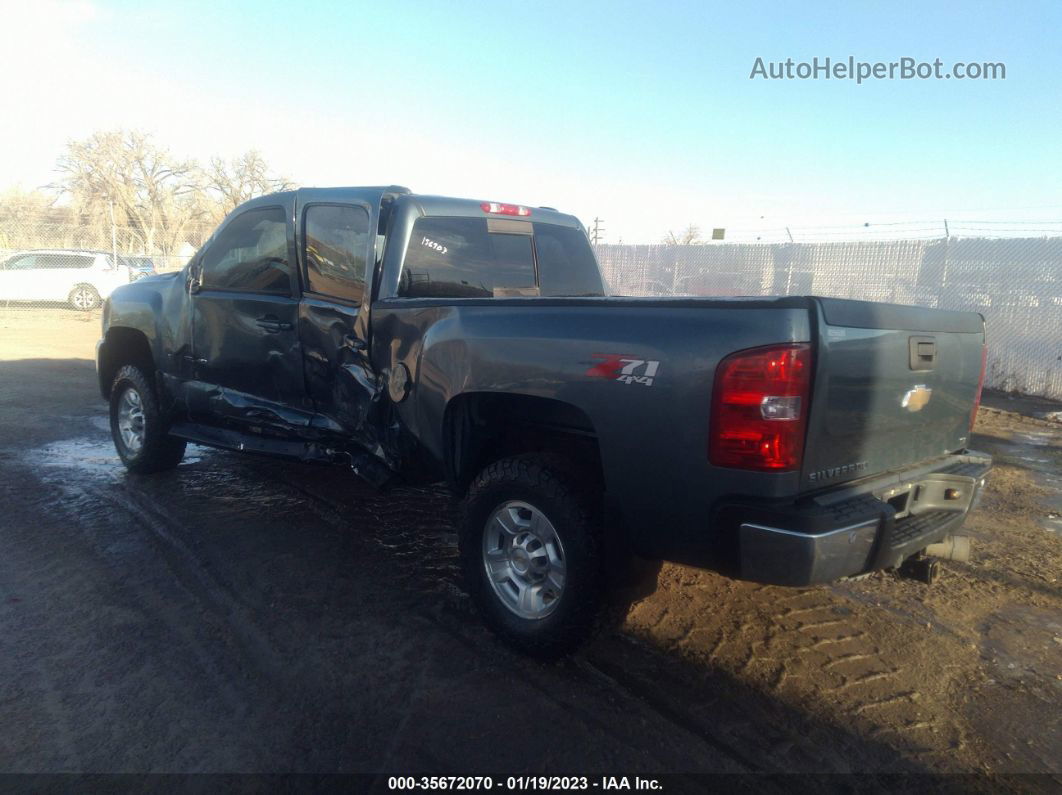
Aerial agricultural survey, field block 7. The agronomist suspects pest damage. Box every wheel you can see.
[109,365,186,473]
[69,284,101,311]
[459,454,602,658]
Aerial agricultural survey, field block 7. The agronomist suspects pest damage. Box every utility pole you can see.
[109,199,118,266]
[590,217,605,245]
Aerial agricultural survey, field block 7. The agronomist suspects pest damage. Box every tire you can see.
[109,365,186,473]
[69,284,101,311]
[459,454,603,659]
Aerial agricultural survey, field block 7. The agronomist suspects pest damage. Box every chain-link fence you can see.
[0,218,205,312]
[596,235,1062,400]
[1,216,1059,400]
[0,219,205,273]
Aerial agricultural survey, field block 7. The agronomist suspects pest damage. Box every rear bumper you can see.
[720,451,992,586]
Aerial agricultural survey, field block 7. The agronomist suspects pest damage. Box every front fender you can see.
[98,272,188,396]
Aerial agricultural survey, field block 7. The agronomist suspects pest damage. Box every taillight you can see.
[709,343,812,471]
[480,201,531,217]
[970,343,987,431]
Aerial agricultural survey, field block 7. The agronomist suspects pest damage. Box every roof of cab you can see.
[235,187,582,229]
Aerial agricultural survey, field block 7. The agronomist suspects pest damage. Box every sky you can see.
[0,0,1059,242]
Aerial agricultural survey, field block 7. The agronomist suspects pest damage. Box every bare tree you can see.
[206,151,295,216]
[0,188,65,225]
[0,188,75,250]
[54,130,202,254]
[663,224,702,245]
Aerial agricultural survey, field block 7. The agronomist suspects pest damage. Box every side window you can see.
[6,254,37,271]
[201,207,291,294]
[304,205,370,303]
[41,254,94,270]
[400,217,536,298]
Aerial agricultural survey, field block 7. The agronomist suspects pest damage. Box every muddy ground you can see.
[0,308,1059,787]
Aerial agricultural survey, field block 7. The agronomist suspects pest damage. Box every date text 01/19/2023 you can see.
[386,775,663,790]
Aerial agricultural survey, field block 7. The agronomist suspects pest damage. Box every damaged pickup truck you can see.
[97,187,992,656]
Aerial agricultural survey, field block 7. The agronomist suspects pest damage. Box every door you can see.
[39,252,98,302]
[295,193,380,444]
[0,253,37,301]
[188,201,313,433]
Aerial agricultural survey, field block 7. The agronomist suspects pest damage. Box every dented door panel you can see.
[190,292,312,431]
[298,297,385,448]
[293,189,393,465]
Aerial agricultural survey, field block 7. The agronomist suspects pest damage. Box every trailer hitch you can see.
[898,553,940,585]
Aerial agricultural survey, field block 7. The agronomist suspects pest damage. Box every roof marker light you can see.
[480,202,532,217]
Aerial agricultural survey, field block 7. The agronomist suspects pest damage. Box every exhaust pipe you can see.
[924,535,971,563]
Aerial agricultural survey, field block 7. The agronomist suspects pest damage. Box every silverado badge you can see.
[901,384,932,412]
[809,461,869,483]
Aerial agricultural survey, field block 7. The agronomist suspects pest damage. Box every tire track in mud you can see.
[10,442,515,771]
[624,571,977,771]
[0,499,87,772]
[14,461,273,723]
[0,460,288,770]
[772,598,965,763]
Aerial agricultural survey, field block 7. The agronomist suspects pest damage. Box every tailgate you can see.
[801,298,986,490]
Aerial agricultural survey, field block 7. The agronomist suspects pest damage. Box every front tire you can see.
[109,365,186,473]
[69,284,101,311]
[459,454,603,658]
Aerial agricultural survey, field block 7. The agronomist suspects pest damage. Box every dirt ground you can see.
[0,307,1059,787]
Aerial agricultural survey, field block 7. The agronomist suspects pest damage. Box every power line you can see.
[589,217,605,245]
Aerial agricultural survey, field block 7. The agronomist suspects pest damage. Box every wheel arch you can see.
[97,326,155,399]
[442,392,604,497]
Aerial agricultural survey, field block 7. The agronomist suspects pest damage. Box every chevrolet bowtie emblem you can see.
[902,384,932,412]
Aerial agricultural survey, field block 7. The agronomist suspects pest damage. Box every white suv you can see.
[0,249,137,310]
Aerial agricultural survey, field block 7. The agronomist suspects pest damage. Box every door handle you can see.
[342,334,366,351]
[909,336,937,370]
[256,315,293,333]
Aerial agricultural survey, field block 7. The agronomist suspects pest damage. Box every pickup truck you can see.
[97,186,992,656]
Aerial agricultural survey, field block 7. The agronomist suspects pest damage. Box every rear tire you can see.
[109,365,186,473]
[459,454,603,659]
[69,284,101,311]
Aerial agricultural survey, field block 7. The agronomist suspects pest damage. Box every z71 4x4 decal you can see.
[586,353,660,386]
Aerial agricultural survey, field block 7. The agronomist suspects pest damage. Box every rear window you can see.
[400,217,536,298]
[533,223,605,297]
[399,216,605,299]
